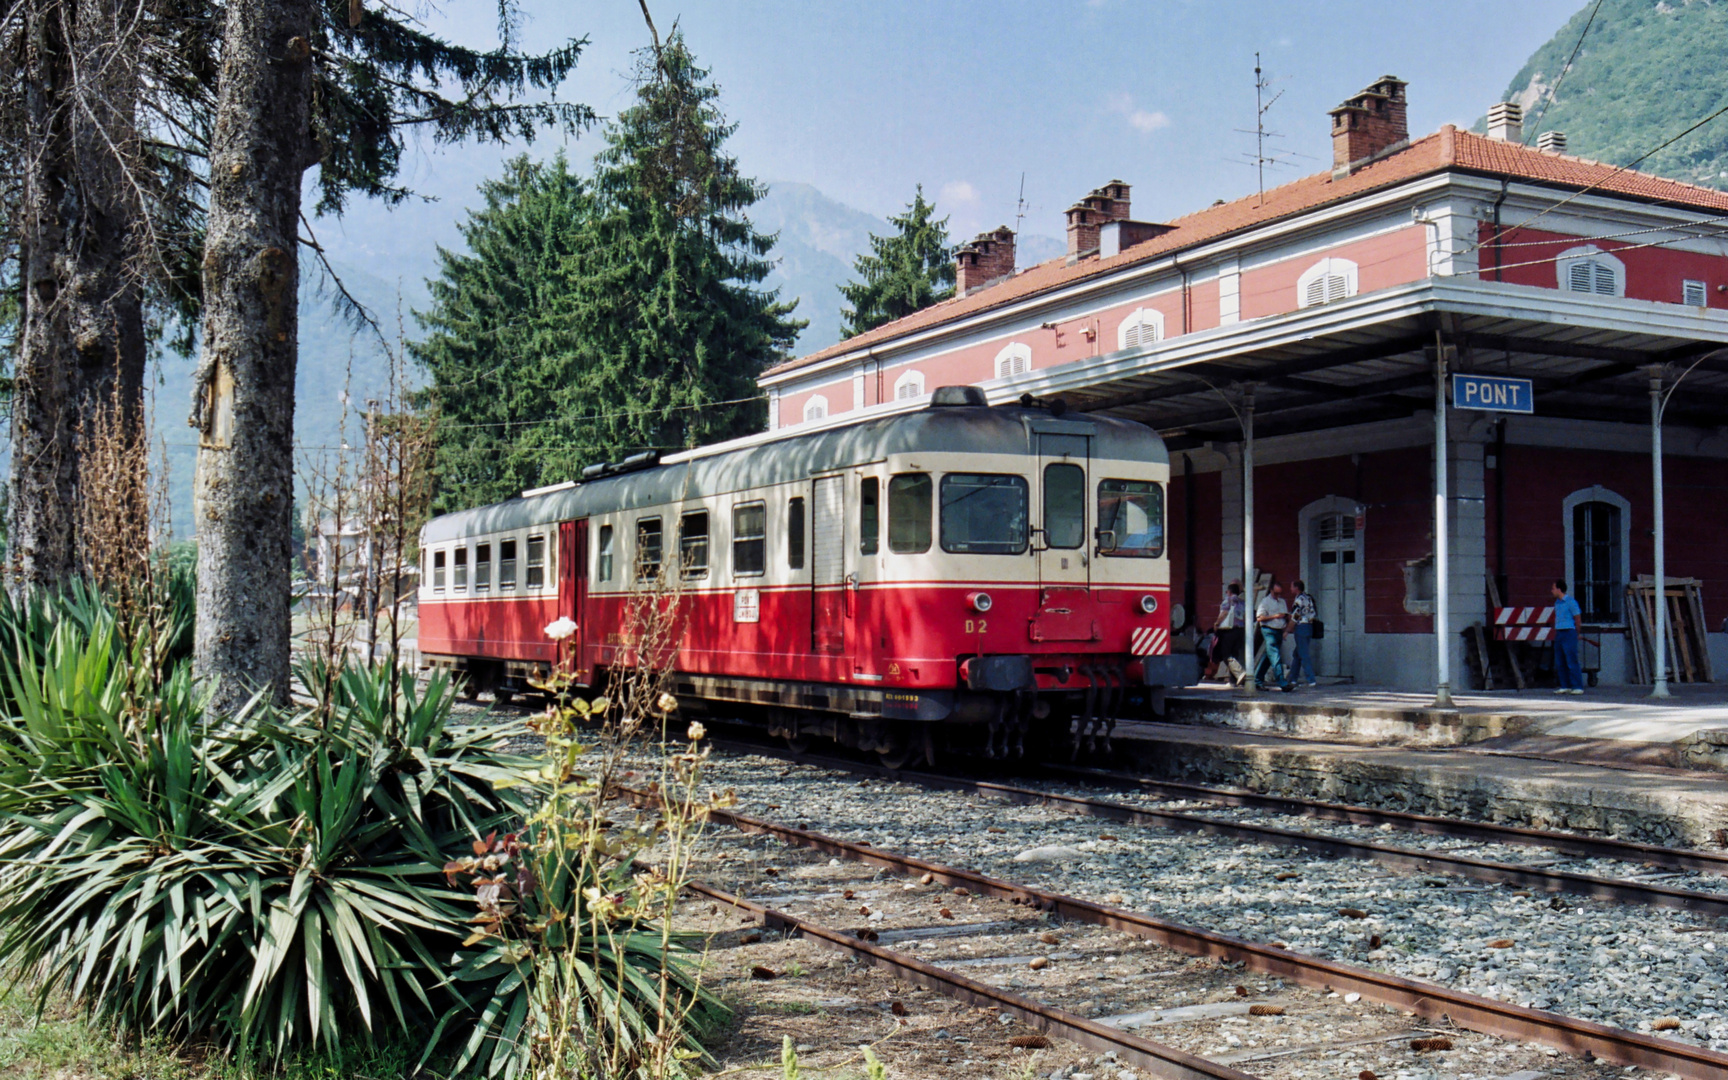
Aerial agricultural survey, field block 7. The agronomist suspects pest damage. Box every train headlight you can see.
[967,591,993,613]
[1138,594,1159,615]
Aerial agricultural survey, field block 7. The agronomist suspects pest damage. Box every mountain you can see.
[1497,0,1728,188]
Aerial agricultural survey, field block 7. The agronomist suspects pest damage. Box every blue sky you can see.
[316,0,1585,267]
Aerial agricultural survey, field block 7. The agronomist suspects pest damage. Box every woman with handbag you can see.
[1286,579,1318,688]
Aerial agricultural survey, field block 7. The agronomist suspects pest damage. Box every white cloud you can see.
[940,180,980,205]
[1107,92,1170,135]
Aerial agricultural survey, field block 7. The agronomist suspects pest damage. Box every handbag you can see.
[1310,619,1325,640]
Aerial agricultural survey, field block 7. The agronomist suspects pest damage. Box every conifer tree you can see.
[838,186,955,339]
[412,155,594,512]
[192,1,590,712]
[561,33,803,457]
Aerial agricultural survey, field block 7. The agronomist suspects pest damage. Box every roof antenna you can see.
[1013,171,1028,271]
[1234,53,1290,206]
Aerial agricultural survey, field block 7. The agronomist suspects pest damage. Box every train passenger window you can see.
[887,473,932,554]
[788,497,806,569]
[1044,464,1086,549]
[526,535,546,588]
[499,539,517,589]
[636,518,663,581]
[597,526,614,582]
[453,546,468,591]
[680,511,709,579]
[475,543,492,591]
[860,477,880,556]
[433,550,447,592]
[1096,479,1164,558]
[940,474,1028,555]
[732,502,766,576]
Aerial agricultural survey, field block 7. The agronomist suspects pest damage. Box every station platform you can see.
[1113,684,1728,847]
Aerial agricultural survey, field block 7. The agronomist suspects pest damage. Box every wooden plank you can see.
[1625,585,1650,685]
[1688,585,1715,683]
[1671,595,1697,682]
[1471,623,1495,691]
[1486,579,1525,689]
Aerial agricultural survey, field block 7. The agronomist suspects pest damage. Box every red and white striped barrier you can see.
[1493,606,1554,642]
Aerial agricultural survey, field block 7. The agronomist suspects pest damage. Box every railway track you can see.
[704,733,1728,918]
[652,787,1728,1078]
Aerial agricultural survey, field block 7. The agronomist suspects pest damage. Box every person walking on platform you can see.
[1552,579,1585,695]
[1254,580,1294,692]
[1212,582,1246,685]
[1286,579,1318,688]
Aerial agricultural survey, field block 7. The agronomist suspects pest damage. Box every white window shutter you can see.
[1593,262,1616,296]
[1684,279,1708,306]
[1568,260,1593,293]
[1304,277,1326,307]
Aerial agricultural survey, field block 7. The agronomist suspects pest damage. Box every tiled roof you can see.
[767,127,1728,378]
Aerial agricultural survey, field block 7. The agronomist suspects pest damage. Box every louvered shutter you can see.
[1325,274,1349,303]
[1684,280,1708,307]
[1567,260,1593,293]
[1304,277,1327,307]
[1593,262,1616,295]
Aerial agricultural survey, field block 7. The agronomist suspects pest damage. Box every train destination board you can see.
[1452,373,1534,414]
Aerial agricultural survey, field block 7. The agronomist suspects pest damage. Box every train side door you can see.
[558,519,588,679]
[811,474,847,654]
[1036,433,1091,591]
[1031,432,1096,642]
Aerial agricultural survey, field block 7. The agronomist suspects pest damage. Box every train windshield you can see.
[1097,479,1164,558]
[940,474,1028,555]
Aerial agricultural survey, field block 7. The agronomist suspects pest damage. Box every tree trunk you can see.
[191,0,316,712]
[10,0,80,592]
[68,0,146,453]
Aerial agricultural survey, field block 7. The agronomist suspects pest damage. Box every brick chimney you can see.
[1065,180,1132,262]
[1329,75,1409,175]
[955,226,1016,295]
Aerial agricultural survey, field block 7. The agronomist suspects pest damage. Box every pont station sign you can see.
[1452,374,1534,414]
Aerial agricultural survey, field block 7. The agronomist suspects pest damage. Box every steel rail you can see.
[1045,763,1728,877]
[688,881,1261,1080]
[634,786,1728,1078]
[903,767,1728,920]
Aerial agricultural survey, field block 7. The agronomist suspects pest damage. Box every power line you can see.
[1525,0,1604,145]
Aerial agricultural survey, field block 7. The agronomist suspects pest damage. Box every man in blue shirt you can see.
[1551,579,1585,695]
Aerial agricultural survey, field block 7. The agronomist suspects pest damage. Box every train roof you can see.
[421,399,1167,544]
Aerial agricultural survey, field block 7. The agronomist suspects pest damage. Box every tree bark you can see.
[192,0,316,711]
[10,0,80,592]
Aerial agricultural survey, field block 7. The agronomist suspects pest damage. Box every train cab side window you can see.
[860,477,880,556]
[526,535,546,588]
[887,473,932,554]
[637,518,663,581]
[475,543,492,591]
[597,525,614,582]
[680,511,709,579]
[788,497,806,570]
[732,502,766,576]
[433,550,447,592]
[940,474,1029,555]
[499,539,517,589]
[453,546,468,591]
[1096,479,1164,558]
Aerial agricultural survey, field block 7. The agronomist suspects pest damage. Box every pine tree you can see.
[192,1,589,713]
[838,186,955,339]
[412,155,595,512]
[556,33,803,458]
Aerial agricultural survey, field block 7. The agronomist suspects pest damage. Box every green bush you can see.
[0,587,724,1079]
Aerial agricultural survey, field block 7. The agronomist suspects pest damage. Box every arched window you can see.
[1563,486,1631,621]
[893,369,925,400]
[1116,307,1165,350]
[1297,257,1359,308]
[994,342,1032,378]
[803,395,828,422]
[1556,245,1624,298]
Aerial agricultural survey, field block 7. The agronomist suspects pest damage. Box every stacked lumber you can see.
[1625,576,1714,684]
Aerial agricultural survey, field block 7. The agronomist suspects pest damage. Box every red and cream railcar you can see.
[417,386,1197,765]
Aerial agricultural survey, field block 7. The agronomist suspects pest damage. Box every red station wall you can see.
[1477,224,1728,307]
[1490,444,1726,625]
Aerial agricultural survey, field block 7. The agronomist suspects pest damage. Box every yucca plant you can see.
[0,624,540,1071]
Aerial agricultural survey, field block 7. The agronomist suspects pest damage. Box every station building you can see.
[758,77,1728,691]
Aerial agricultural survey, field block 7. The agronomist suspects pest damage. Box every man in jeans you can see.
[1286,579,1318,688]
[1254,581,1294,692]
[1551,578,1585,695]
